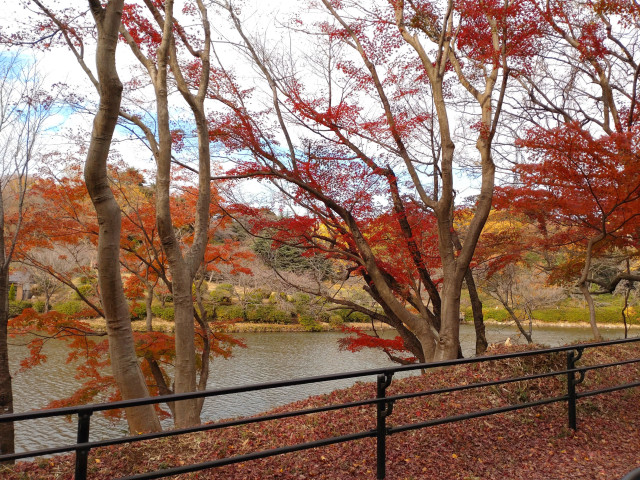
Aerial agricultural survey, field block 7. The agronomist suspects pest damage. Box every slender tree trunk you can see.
[502,300,534,344]
[578,234,604,341]
[465,269,488,354]
[0,171,14,460]
[579,283,602,341]
[149,0,213,428]
[623,288,630,339]
[453,226,488,356]
[153,6,200,426]
[85,0,160,434]
[0,268,14,461]
[145,285,154,332]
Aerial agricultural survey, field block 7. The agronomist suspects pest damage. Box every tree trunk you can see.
[170,274,199,427]
[148,0,212,428]
[145,285,154,332]
[85,0,160,434]
[434,278,462,361]
[578,234,604,341]
[0,161,14,460]
[502,300,533,344]
[579,283,602,341]
[0,268,14,461]
[465,269,488,354]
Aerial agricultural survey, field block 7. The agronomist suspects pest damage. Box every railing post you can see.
[566,351,577,430]
[376,372,393,480]
[566,348,583,431]
[75,409,93,480]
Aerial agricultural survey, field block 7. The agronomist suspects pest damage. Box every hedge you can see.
[53,300,85,316]
[151,305,175,321]
[245,304,293,324]
[9,300,33,317]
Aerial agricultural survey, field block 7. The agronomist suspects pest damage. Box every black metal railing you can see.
[622,467,640,480]
[1,336,639,479]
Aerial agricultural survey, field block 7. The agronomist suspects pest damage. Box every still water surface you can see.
[8,323,636,453]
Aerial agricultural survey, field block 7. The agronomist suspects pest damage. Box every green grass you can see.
[532,306,639,325]
[464,304,639,325]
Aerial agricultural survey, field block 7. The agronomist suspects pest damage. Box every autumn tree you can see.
[103,0,214,427]
[477,225,564,346]
[80,0,161,433]
[210,0,541,361]
[111,166,168,331]
[0,51,55,458]
[27,0,216,427]
[16,164,105,317]
[9,158,246,423]
[497,0,640,339]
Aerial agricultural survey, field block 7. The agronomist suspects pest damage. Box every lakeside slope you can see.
[80,318,639,334]
[3,343,639,479]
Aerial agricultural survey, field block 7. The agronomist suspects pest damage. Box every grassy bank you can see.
[464,293,640,327]
[81,317,638,335]
[82,319,395,334]
[4,343,639,479]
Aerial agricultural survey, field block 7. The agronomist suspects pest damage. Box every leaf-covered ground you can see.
[3,344,639,480]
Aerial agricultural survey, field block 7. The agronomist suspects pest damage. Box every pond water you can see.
[7,322,637,454]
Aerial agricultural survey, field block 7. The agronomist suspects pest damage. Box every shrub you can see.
[348,311,371,323]
[197,301,216,320]
[268,291,287,304]
[299,314,323,331]
[8,284,16,302]
[316,310,331,322]
[333,309,371,323]
[130,303,147,320]
[192,281,208,298]
[291,292,310,305]
[8,300,32,317]
[54,300,84,316]
[32,300,46,313]
[328,314,344,328]
[246,304,292,324]
[74,284,94,300]
[160,307,174,321]
[151,305,175,321]
[482,307,511,322]
[216,304,245,321]
[211,284,234,305]
[244,289,270,304]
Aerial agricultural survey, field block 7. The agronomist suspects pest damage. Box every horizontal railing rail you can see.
[1,336,639,479]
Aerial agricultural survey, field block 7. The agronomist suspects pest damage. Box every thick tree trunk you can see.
[85,0,160,434]
[434,279,462,361]
[0,269,14,461]
[170,275,199,427]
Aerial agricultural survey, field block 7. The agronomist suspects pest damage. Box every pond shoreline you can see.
[79,317,640,334]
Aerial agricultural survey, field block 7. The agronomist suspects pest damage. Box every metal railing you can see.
[622,468,640,480]
[1,336,639,479]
